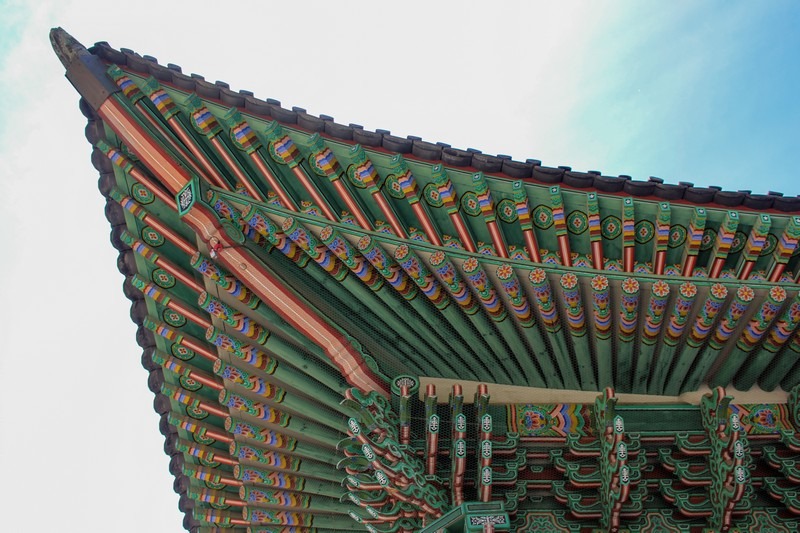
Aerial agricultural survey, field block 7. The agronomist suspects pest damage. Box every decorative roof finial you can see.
[50,27,119,110]
[49,27,87,69]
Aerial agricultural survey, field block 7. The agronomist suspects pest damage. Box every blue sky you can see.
[557,2,800,190]
[0,2,799,532]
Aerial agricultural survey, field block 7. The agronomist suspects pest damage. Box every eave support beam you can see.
[98,94,387,395]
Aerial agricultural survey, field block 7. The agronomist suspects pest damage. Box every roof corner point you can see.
[50,27,120,112]
[49,27,88,70]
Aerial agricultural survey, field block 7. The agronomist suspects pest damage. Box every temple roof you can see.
[53,27,800,532]
[53,30,800,212]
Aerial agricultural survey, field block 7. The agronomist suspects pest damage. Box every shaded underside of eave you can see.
[81,34,800,405]
[61,29,800,532]
[90,80,800,532]
[88,109,361,533]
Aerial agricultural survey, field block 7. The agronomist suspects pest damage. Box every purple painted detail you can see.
[148,88,179,119]
[230,442,300,471]
[205,327,275,372]
[463,257,505,320]
[282,217,346,281]
[314,147,342,177]
[395,245,446,309]
[664,282,698,346]
[396,168,419,202]
[591,275,612,340]
[357,236,416,299]
[736,286,787,351]
[229,119,261,154]
[497,264,533,327]
[320,226,383,290]
[244,208,307,265]
[241,487,310,508]
[430,251,478,314]
[529,268,560,332]
[271,135,301,167]
[687,283,728,348]
[642,280,670,345]
[234,464,305,490]
[219,390,290,426]
[191,107,222,138]
[199,292,269,345]
[764,297,800,353]
[560,272,585,334]
[214,360,284,401]
[618,278,640,341]
[709,286,755,350]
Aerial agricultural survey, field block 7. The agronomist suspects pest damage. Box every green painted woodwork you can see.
[746,214,773,264]
[340,388,448,530]
[762,335,800,391]
[420,502,511,532]
[621,197,635,262]
[632,280,670,392]
[319,227,463,377]
[593,390,639,532]
[735,291,800,389]
[682,285,755,392]
[661,283,728,396]
[616,278,640,393]
[355,235,484,379]
[771,215,800,270]
[58,40,800,532]
[653,202,671,257]
[712,286,789,387]
[205,325,345,396]
[528,268,580,389]
[654,388,753,531]
[702,388,752,531]
[712,210,740,261]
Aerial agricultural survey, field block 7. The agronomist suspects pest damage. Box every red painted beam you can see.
[101,97,388,396]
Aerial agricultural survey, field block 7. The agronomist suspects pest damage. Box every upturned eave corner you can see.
[51,27,119,111]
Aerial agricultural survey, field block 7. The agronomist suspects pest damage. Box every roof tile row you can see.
[88,41,800,213]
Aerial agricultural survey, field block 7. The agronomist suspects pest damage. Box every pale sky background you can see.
[1,1,799,531]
